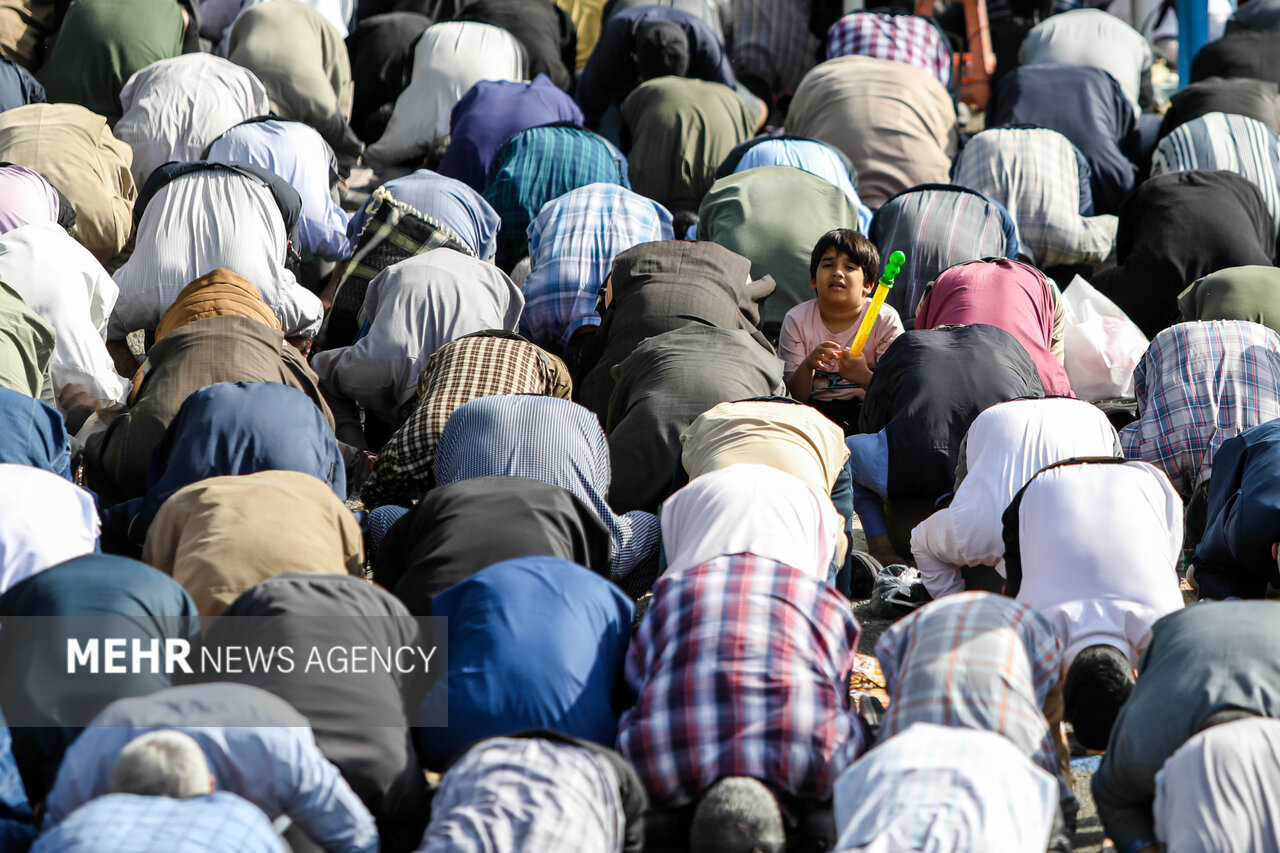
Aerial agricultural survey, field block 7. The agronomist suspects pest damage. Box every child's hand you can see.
[837,349,872,387]
[804,341,842,373]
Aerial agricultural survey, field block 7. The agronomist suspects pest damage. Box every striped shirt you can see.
[826,13,952,88]
[834,723,1061,852]
[109,170,323,339]
[730,0,819,95]
[1151,111,1280,240]
[953,127,1116,268]
[1121,320,1280,498]
[521,183,673,349]
[869,184,1019,329]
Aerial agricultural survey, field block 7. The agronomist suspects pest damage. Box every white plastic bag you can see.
[1060,275,1149,401]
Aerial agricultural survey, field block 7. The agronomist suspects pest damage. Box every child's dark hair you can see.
[809,229,880,282]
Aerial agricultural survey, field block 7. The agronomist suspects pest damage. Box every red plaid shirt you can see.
[826,13,953,88]
[617,555,866,808]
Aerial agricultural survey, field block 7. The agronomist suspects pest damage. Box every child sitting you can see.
[780,229,904,434]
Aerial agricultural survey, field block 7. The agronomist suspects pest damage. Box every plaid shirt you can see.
[420,737,624,853]
[1121,320,1280,498]
[874,592,1075,828]
[617,555,865,808]
[1151,112,1280,240]
[826,13,952,88]
[32,792,284,852]
[953,127,1116,268]
[483,125,629,270]
[521,183,673,350]
[360,334,566,509]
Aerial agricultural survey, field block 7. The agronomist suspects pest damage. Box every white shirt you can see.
[834,723,1059,853]
[114,53,271,188]
[237,0,354,37]
[1013,459,1185,667]
[110,169,323,339]
[365,22,527,168]
[0,223,130,415]
[0,463,99,596]
[911,397,1121,598]
[207,119,351,261]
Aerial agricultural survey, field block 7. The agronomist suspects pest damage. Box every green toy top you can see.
[879,250,906,288]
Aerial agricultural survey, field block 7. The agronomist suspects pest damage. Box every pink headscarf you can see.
[916,259,1074,396]
[0,166,60,235]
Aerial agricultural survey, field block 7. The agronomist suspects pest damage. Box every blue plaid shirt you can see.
[32,793,283,852]
[520,183,672,349]
[483,125,629,270]
[1121,320,1280,498]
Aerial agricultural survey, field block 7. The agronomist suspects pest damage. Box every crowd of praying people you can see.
[6,0,1280,849]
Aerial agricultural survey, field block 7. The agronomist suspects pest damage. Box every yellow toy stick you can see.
[848,250,905,357]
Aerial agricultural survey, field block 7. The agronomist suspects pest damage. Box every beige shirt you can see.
[142,470,364,627]
[786,55,958,208]
[0,103,136,263]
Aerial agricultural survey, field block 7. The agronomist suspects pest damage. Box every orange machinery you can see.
[917,0,996,110]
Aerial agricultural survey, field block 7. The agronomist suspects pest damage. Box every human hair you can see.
[1198,707,1260,733]
[689,777,787,853]
[1062,645,1136,751]
[808,229,880,282]
[108,730,214,799]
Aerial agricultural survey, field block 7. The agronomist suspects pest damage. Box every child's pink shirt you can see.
[779,298,904,400]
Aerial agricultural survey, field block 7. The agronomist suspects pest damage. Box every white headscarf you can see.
[911,396,1120,598]
[365,21,526,167]
[110,169,323,339]
[0,463,99,596]
[1155,717,1280,853]
[310,248,524,424]
[1013,458,1185,667]
[114,54,271,189]
[834,723,1059,853]
[0,223,131,415]
[661,463,844,580]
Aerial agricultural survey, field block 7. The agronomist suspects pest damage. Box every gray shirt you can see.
[1093,602,1280,850]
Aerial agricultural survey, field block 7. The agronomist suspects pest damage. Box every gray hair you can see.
[689,777,786,853]
[109,730,213,799]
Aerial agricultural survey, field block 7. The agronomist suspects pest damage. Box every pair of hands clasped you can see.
[803,341,872,388]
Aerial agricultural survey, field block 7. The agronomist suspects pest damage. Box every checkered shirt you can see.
[874,592,1076,828]
[419,737,624,853]
[483,125,629,270]
[876,592,1061,765]
[521,183,673,350]
[1121,319,1280,498]
[826,13,953,88]
[1151,111,1280,240]
[953,126,1116,268]
[617,554,865,808]
[31,792,283,853]
[360,334,565,509]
